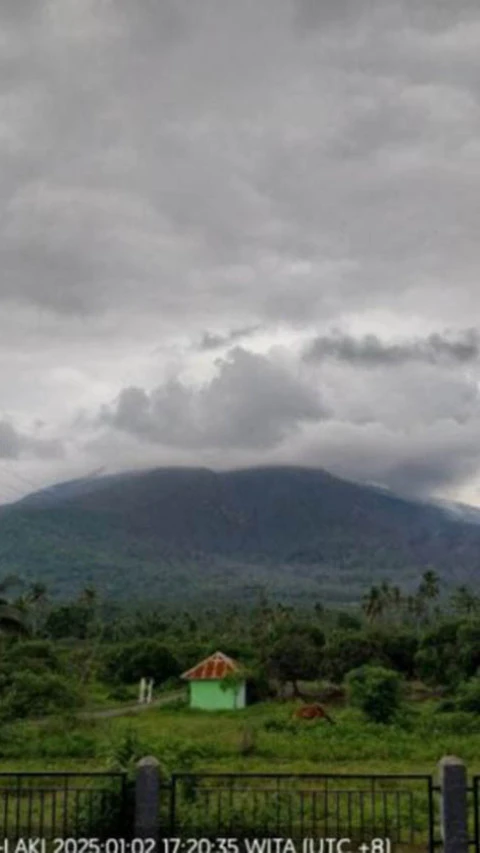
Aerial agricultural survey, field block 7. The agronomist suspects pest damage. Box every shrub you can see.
[435,699,457,713]
[0,671,83,720]
[102,640,179,684]
[346,665,402,724]
[456,677,480,713]
[238,726,256,756]
[7,641,63,673]
[322,631,382,682]
[108,684,133,702]
[106,726,150,773]
[263,718,298,734]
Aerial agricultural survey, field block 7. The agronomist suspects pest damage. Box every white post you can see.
[139,677,146,704]
[146,678,154,704]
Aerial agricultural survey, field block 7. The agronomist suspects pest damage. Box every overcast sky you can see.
[2,0,480,506]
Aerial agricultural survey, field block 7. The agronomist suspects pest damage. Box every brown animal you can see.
[293,703,335,723]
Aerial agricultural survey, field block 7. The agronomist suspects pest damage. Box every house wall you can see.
[189,679,246,710]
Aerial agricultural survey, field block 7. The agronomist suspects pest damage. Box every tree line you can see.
[0,570,478,721]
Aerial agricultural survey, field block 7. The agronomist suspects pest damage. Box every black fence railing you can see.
[473,776,480,853]
[0,772,128,842]
[165,773,437,852]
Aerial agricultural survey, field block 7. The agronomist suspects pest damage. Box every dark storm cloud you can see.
[303,328,480,366]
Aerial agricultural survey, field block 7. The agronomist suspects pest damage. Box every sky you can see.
[2,0,480,506]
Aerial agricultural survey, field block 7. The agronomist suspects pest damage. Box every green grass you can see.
[0,700,478,847]
[1,698,480,776]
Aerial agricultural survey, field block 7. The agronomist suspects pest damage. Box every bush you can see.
[7,641,63,673]
[322,631,382,682]
[456,677,480,713]
[238,726,256,756]
[346,665,402,724]
[0,671,83,720]
[108,684,133,702]
[102,640,179,684]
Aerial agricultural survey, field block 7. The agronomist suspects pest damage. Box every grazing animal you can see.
[293,703,335,723]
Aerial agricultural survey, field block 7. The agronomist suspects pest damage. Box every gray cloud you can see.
[0,419,64,461]
[197,325,263,351]
[303,328,480,366]
[100,346,328,450]
[300,417,480,499]
[0,421,22,459]
[2,0,480,506]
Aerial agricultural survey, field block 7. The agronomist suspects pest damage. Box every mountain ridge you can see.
[1,465,479,605]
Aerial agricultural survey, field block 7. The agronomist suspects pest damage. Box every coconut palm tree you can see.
[450,584,479,617]
[416,568,440,623]
[20,582,49,636]
[0,575,29,638]
[362,585,384,623]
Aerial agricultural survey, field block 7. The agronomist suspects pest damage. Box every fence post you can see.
[135,756,160,841]
[438,755,469,853]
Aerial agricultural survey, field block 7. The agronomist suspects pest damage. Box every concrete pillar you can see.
[135,756,160,841]
[438,755,469,853]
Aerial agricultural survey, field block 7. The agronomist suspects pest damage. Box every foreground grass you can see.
[0,699,479,776]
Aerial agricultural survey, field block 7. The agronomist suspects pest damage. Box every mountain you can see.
[0,465,479,606]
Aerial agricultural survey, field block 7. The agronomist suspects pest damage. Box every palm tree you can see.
[78,586,104,686]
[0,575,29,639]
[22,582,48,636]
[362,585,384,623]
[416,569,440,622]
[450,584,479,617]
[419,569,440,602]
[390,585,403,623]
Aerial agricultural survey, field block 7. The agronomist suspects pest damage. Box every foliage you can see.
[4,466,480,607]
[7,640,63,672]
[322,631,381,681]
[102,640,180,684]
[0,671,83,720]
[455,677,480,713]
[265,632,321,691]
[414,621,464,687]
[346,665,403,723]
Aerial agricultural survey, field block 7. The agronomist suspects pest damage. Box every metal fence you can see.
[0,772,128,841]
[163,773,437,852]
[473,776,480,853]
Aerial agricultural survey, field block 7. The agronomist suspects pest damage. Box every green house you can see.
[181,651,247,710]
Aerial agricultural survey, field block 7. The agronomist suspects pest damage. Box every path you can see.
[77,690,186,720]
[33,690,186,726]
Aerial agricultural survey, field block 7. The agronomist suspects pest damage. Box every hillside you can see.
[1,465,479,605]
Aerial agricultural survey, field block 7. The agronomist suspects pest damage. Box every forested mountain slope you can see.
[0,466,479,605]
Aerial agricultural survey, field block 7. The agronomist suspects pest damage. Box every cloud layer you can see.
[2,0,480,506]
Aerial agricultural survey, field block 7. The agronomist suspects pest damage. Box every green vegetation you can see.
[0,568,476,778]
[3,466,480,606]
[1,698,480,775]
[346,665,402,723]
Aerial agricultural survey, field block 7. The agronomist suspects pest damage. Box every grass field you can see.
[0,698,479,849]
[0,697,479,777]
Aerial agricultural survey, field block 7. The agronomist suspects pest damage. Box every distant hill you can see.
[1,465,479,606]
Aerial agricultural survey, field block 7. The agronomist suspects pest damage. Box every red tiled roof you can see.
[181,651,242,680]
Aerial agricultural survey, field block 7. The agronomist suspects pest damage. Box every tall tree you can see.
[450,585,479,617]
[416,569,440,622]
[362,586,384,623]
[0,575,29,639]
